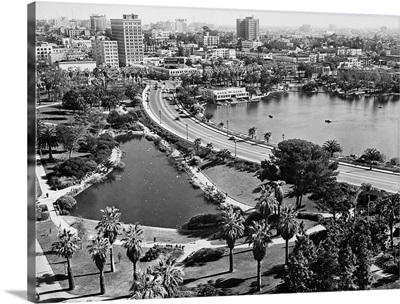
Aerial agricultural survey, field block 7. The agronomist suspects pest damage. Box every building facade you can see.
[111,14,144,66]
[203,32,219,47]
[90,14,107,32]
[92,39,119,67]
[236,16,259,41]
[212,87,249,101]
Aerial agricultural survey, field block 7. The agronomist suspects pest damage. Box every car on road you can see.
[228,136,236,140]
[175,117,180,121]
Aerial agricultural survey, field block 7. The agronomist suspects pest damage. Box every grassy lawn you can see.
[183,243,290,295]
[63,216,205,245]
[37,218,292,298]
[37,219,179,298]
[37,104,75,125]
[202,164,327,213]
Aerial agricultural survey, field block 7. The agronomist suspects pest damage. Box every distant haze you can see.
[36,1,399,29]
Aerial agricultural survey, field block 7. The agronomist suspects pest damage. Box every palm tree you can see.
[323,140,343,157]
[206,142,214,155]
[382,192,400,251]
[219,204,245,273]
[263,132,272,143]
[359,183,373,223]
[51,229,80,290]
[248,126,257,139]
[95,206,123,272]
[246,220,273,291]
[155,255,184,298]
[193,138,202,155]
[273,181,285,216]
[216,149,231,163]
[37,125,59,160]
[122,223,144,281]
[278,205,299,264]
[87,235,111,295]
[256,196,278,221]
[130,267,167,299]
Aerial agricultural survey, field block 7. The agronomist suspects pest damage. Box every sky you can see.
[35,0,400,29]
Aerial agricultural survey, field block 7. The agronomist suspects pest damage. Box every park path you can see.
[35,149,121,302]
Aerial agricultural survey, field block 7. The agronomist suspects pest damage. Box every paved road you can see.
[146,80,400,193]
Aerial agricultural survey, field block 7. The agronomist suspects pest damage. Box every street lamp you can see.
[226,120,229,136]
[186,123,189,140]
[159,110,162,124]
[234,139,237,158]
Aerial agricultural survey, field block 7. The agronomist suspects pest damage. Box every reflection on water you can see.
[72,134,218,228]
[206,93,399,158]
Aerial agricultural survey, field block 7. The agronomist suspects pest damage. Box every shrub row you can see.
[140,244,183,262]
[187,213,221,230]
[296,212,324,222]
[184,247,226,267]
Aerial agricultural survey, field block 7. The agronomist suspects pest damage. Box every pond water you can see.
[206,93,400,159]
[72,134,218,228]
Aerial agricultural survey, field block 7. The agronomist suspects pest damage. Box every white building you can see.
[56,61,97,71]
[36,43,54,60]
[207,48,236,59]
[203,32,219,47]
[148,65,198,78]
[92,39,119,67]
[212,87,249,101]
[151,29,172,42]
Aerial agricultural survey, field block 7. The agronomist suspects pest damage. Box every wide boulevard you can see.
[146,80,399,193]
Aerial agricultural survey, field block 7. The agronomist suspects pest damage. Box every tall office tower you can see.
[328,24,337,31]
[236,16,259,41]
[110,14,144,66]
[299,24,312,33]
[90,14,107,32]
[91,38,119,67]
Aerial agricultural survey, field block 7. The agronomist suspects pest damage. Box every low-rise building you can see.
[212,87,249,101]
[36,43,54,60]
[56,60,97,71]
[207,48,236,59]
[148,65,198,78]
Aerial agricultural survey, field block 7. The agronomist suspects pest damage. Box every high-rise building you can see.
[328,24,336,31]
[111,14,144,66]
[236,16,259,41]
[90,14,107,32]
[175,19,188,33]
[92,38,119,67]
[203,32,219,47]
[299,24,312,33]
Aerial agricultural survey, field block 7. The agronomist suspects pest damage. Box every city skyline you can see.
[36,1,400,29]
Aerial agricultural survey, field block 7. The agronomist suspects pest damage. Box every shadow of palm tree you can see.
[214,277,246,289]
[183,270,230,284]
[36,274,66,287]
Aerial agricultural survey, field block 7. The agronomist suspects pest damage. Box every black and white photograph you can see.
[6,0,400,303]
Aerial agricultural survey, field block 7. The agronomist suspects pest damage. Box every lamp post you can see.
[186,123,189,140]
[226,120,229,136]
[282,134,285,141]
[159,110,161,124]
[234,139,237,158]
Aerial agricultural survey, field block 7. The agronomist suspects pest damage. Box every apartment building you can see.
[111,14,144,66]
[203,32,219,47]
[213,87,249,101]
[236,16,259,41]
[91,39,119,67]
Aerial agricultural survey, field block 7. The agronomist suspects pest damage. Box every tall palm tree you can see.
[155,255,184,298]
[51,229,80,290]
[278,205,299,264]
[323,139,343,157]
[246,220,273,291]
[248,126,257,139]
[263,132,272,143]
[273,181,285,216]
[130,267,167,299]
[193,138,202,155]
[122,223,144,281]
[359,183,373,223]
[95,206,123,272]
[219,204,245,273]
[87,235,111,295]
[382,192,400,250]
[216,149,231,163]
[37,125,59,160]
[256,196,278,221]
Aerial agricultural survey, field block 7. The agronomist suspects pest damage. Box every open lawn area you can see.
[183,244,290,295]
[202,164,328,214]
[36,219,192,298]
[63,216,205,245]
[37,103,76,125]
